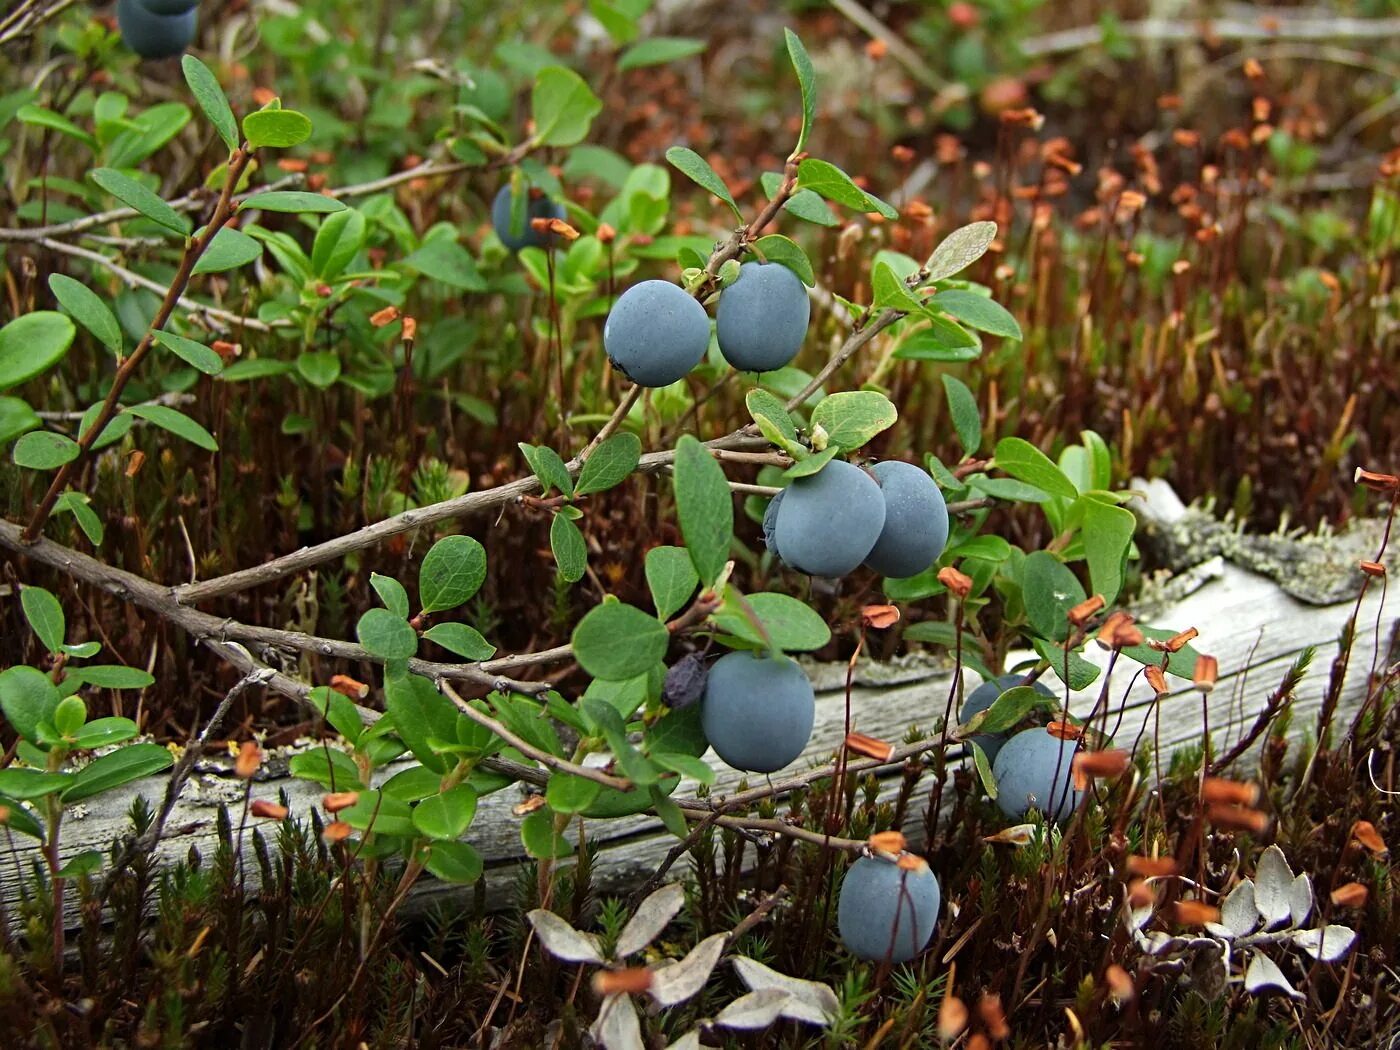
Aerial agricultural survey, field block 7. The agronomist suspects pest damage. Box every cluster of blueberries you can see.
[117,0,198,60]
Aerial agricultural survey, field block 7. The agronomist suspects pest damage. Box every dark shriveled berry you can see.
[603,280,710,388]
[863,460,949,578]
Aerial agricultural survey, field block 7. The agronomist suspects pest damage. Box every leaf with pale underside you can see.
[732,955,838,1025]
[525,908,604,963]
[649,933,727,1006]
[616,883,685,958]
[715,988,791,1029]
[1292,924,1355,963]
[1254,845,1295,928]
[1243,952,1301,998]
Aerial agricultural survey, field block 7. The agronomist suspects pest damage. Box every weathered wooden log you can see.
[4,482,1394,920]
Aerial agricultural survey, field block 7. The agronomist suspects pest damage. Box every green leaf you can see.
[664,146,741,221]
[127,403,218,451]
[182,55,238,152]
[969,740,997,799]
[870,260,922,312]
[154,331,224,375]
[242,108,312,149]
[17,103,97,149]
[308,686,364,744]
[0,769,70,800]
[62,743,173,802]
[311,208,367,281]
[976,686,1056,734]
[57,851,102,878]
[618,36,705,71]
[575,432,642,496]
[550,512,587,583]
[0,312,76,391]
[1118,626,1204,680]
[71,717,139,749]
[710,590,831,651]
[795,158,897,219]
[521,806,573,858]
[424,840,483,883]
[1032,637,1101,691]
[1022,551,1086,643]
[572,603,670,681]
[810,390,898,451]
[419,535,488,613]
[423,622,496,662]
[645,545,699,620]
[931,290,1022,339]
[288,748,361,790]
[401,237,486,291]
[924,221,998,282]
[295,351,340,389]
[20,585,65,653]
[89,168,190,235]
[412,784,478,840]
[967,475,1048,503]
[356,608,418,660]
[893,318,981,361]
[546,772,602,814]
[339,790,417,838]
[650,751,715,785]
[518,442,574,498]
[239,191,346,214]
[673,435,733,586]
[942,374,981,457]
[53,695,85,737]
[56,491,103,544]
[0,397,41,445]
[530,66,603,147]
[371,572,411,618]
[1080,497,1136,605]
[784,28,817,154]
[70,665,153,689]
[651,786,690,838]
[13,431,79,469]
[60,642,100,659]
[643,704,708,757]
[993,437,1078,501]
[0,666,60,745]
[48,275,122,355]
[192,226,262,275]
[384,673,458,773]
[752,234,814,286]
[0,793,44,840]
[745,387,804,457]
[782,445,838,480]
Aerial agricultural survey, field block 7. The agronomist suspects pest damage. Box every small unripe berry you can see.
[491,184,566,252]
[603,280,710,388]
[992,726,1083,821]
[863,460,949,578]
[771,460,886,577]
[715,261,810,373]
[700,650,815,773]
[837,855,941,962]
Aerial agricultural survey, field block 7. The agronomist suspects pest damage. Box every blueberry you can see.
[603,280,710,388]
[700,650,815,773]
[837,855,941,963]
[991,727,1083,822]
[661,652,708,710]
[761,489,785,560]
[863,461,949,578]
[960,673,1055,764]
[771,460,886,577]
[491,184,566,252]
[715,261,810,373]
[139,0,199,14]
[117,0,196,58]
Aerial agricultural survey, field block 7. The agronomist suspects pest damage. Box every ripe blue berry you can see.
[771,460,886,577]
[603,280,710,388]
[838,855,941,963]
[991,727,1083,821]
[139,0,199,14]
[761,489,785,560]
[960,674,1055,763]
[715,261,810,373]
[117,0,196,58]
[863,461,949,578]
[700,650,815,773]
[491,184,566,252]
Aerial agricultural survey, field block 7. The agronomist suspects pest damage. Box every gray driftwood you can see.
[3,481,1394,920]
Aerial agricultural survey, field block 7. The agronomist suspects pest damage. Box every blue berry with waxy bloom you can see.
[960,673,1055,764]
[700,650,815,773]
[715,261,810,373]
[117,0,197,58]
[770,460,886,577]
[838,854,942,962]
[863,460,949,578]
[138,0,199,14]
[491,184,566,252]
[992,726,1083,821]
[603,280,711,388]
